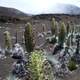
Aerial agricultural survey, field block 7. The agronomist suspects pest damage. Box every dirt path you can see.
[0,57,14,80]
[64,68,80,80]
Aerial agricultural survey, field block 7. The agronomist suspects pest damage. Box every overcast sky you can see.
[0,0,80,14]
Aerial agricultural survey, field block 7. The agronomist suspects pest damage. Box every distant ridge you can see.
[0,6,30,17]
[0,4,80,23]
[32,3,80,15]
[52,3,80,15]
[0,6,32,23]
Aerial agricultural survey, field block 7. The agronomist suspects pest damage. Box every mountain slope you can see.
[0,6,29,17]
[53,3,80,15]
[36,3,80,15]
[0,6,32,23]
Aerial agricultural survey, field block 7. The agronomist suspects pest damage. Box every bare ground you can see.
[0,22,80,80]
[0,56,14,80]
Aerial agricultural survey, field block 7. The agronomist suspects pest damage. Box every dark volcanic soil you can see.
[0,22,80,80]
[0,57,14,80]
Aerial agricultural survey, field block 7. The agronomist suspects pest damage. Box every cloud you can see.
[0,0,80,14]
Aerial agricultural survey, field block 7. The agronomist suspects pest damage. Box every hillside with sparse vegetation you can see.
[0,6,80,80]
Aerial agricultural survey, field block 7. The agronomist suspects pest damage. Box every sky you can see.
[0,0,80,14]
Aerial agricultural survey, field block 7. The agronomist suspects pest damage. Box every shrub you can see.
[29,50,54,80]
[24,22,35,53]
[58,22,66,46]
[68,57,77,71]
[4,31,12,50]
[66,23,70,35]
[51,18,56,35]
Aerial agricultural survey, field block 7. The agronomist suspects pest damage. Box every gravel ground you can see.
[0,22,80,80]
[0,56,15,80]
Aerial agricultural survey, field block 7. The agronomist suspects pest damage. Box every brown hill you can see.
[0,6,31,23]
[31,14,80,24]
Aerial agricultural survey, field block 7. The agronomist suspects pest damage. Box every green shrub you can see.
[29,50,54,80]
[24,22,35,53]
[66,23,70,35]
[29,50,43,80]
[4,31,12,50]
[51,18,56,35]
[58,22,66,46]
[68,58,77,71]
